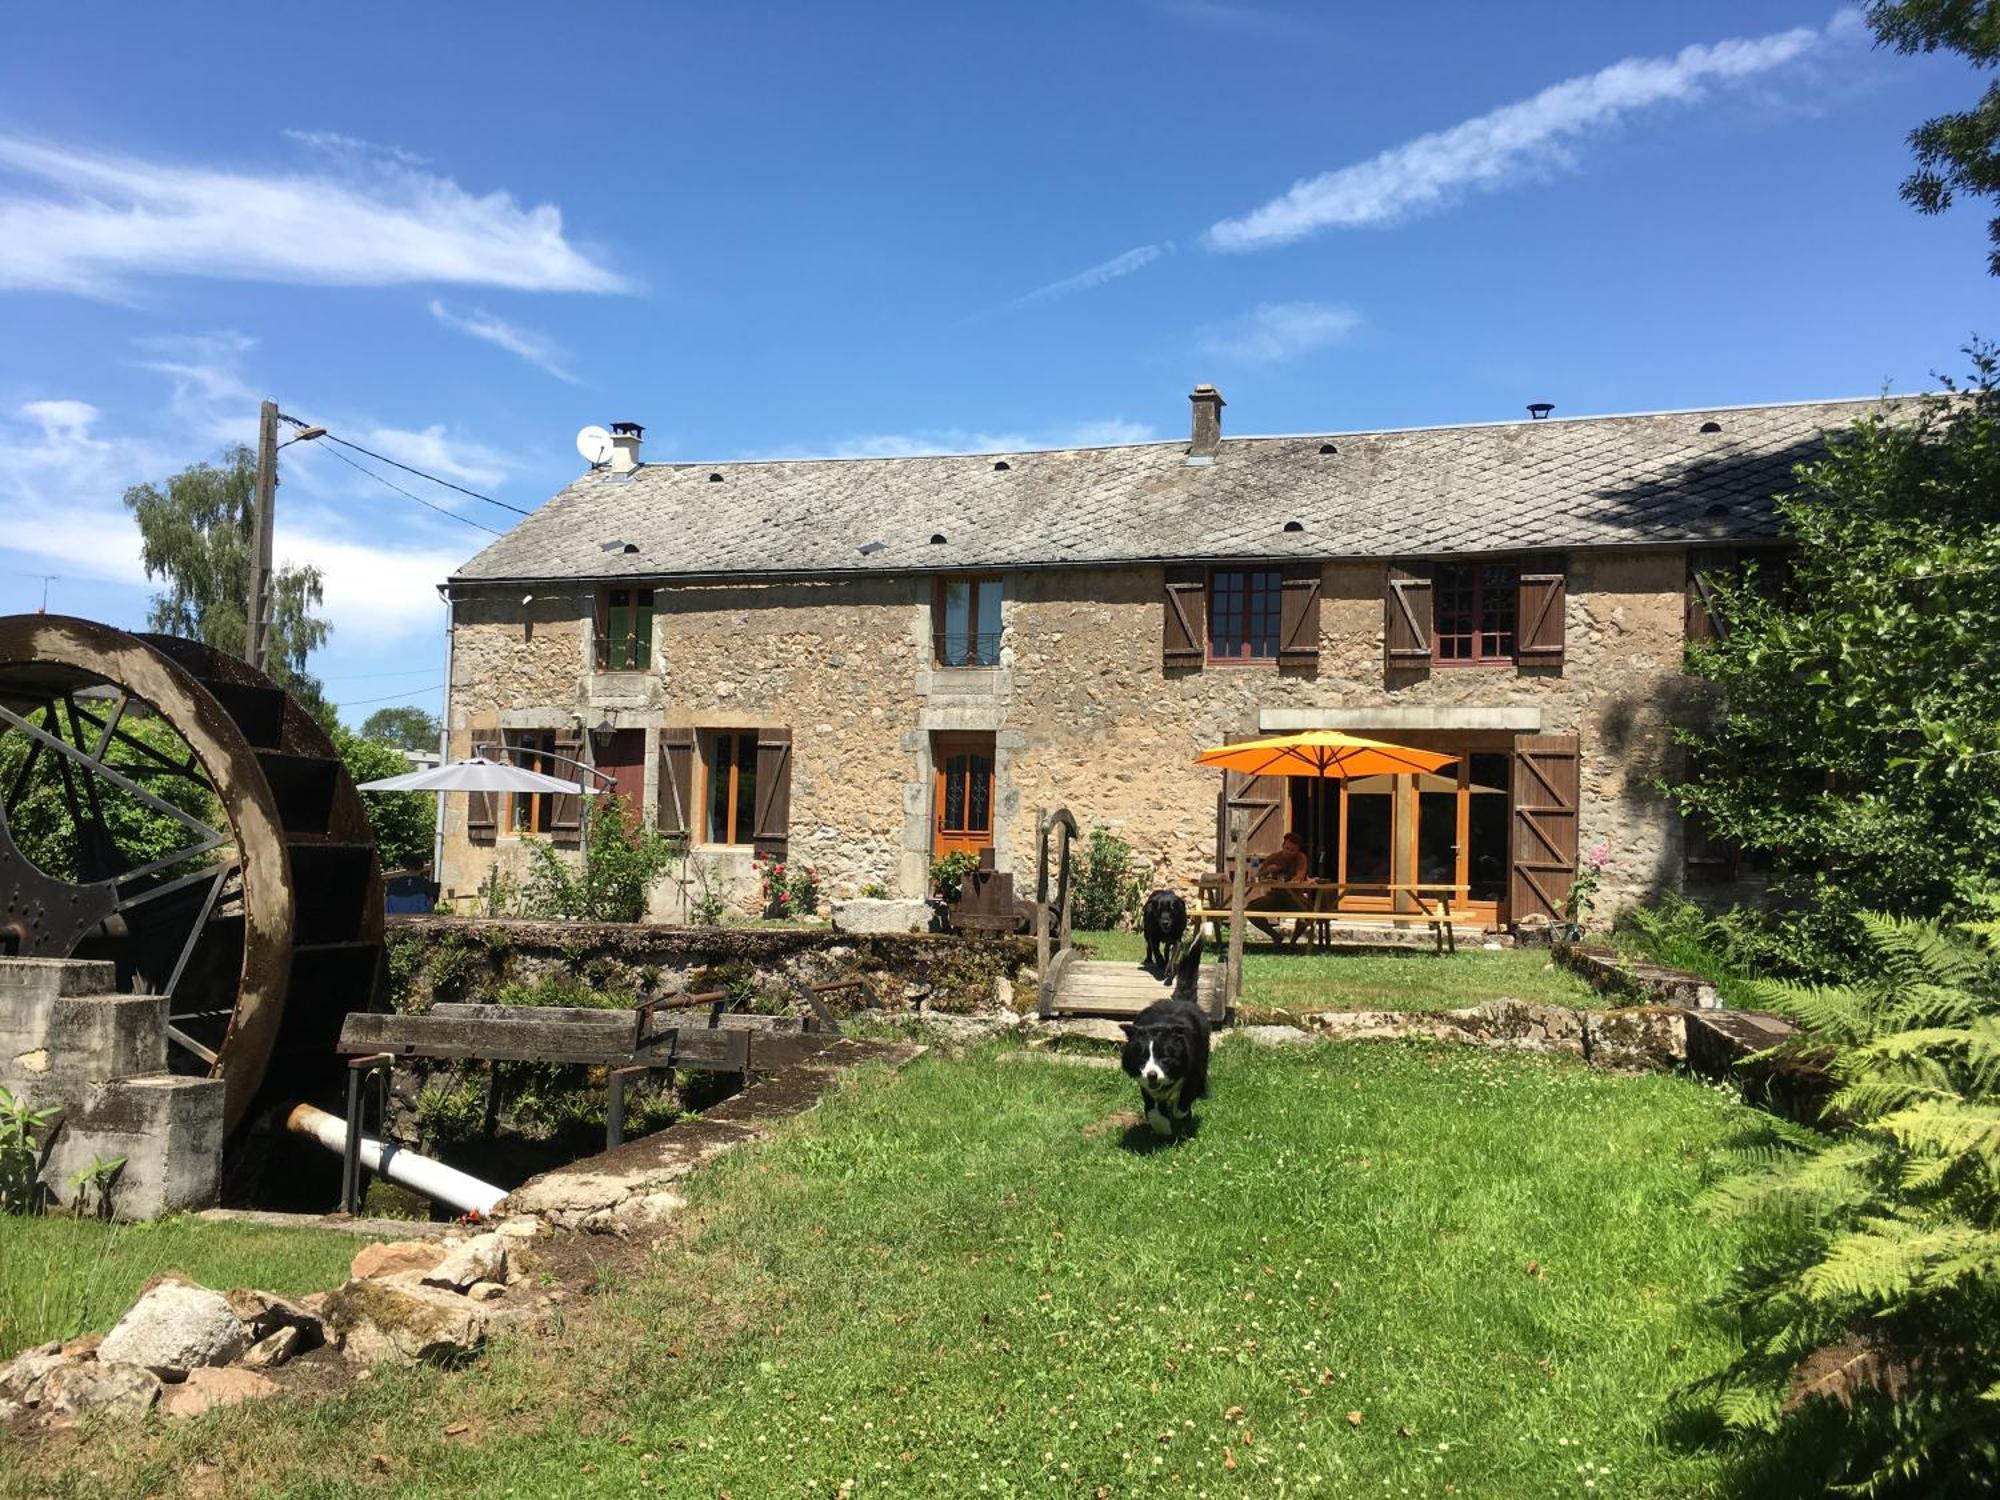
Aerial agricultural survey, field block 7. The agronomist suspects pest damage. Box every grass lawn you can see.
[16,1041,1754,1498]
[1076,928,1597,1016]
[0,1216,360,1361]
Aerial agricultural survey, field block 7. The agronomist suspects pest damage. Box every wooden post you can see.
[1035,808,1051,977]
[246,398,278,672]
[1227,808,1248,1010]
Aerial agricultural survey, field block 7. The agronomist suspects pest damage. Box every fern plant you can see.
[1694,910,2000,1494]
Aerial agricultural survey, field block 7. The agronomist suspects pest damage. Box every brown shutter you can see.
[1682,809,1738,885]
[1163,566,1207,671]
[467,733,500,841]
[1385,561,1433,665]
[1277,563,1322,671]
[752,727,793,859]
[657,726,694,837]
[1686,547,1737,643]
[1215,735,1287,873]
[1510,734,1580,923]
[592,589,609,670]
[1516,555,1566,668]
[548,732,585,845]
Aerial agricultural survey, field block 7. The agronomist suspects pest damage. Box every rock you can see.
[830,898,934,935]
[323,1277,491,1367]
[0,1347,67,1404]
[1585,1006,1687,1071]
[224,1288,325,1348]
[422,1232,507,1292]
[39,1360,161,1423]
[351,1240,447,1282]
[98,1282,248,1371]
[239,1325,302,1371]
[61,1333,101,1359]
[1232,1024,1312,1048]
[0,1396,23,1425]
[466,1282,506,1303]
[491,1215,542,1244]
[159,1365,279,1419]
[1035,1017,1127,1047]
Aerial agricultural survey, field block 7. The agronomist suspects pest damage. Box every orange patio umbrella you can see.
[1193,729,1458,780]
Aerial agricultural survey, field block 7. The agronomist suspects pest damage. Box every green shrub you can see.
[1072,827,1146,932]
[1670,358,2000,975]
[0,1088,55,1215]
[1693,909,2000,1493]
[929,850,979,904]
[518,796,678,923]
[860,881,888,899]
[426,931,477,1001]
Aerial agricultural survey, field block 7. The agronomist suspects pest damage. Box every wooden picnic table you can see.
[1190,877,1472,953]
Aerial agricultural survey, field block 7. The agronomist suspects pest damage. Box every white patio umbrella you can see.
[356,756,598,795]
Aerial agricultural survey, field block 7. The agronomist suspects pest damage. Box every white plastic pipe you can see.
[284,1103,508,1218]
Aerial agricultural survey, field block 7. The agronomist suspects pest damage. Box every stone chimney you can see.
[1188,384,1225,457]
[608,421,644,473]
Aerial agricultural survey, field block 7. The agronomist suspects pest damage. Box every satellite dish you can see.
[576,425,613,467]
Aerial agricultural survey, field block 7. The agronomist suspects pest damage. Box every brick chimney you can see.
[608,421,644,473]
[1188,384,1225,456]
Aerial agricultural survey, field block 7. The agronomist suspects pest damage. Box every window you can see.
[701,730,760,846]
[596,587,654,670]
[935,577,1002,666]
[1208,568,1282,661]
[506,730,561,833]
[1433,563,1518,663]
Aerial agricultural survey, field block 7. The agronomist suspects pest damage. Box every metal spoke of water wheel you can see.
[0,614,384,1133]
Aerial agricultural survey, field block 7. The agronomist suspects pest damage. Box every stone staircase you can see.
[1,957,225,1218]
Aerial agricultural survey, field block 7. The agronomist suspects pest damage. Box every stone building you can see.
[438,387,1880,931]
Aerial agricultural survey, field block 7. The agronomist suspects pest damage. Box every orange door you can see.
[933,733,995,857]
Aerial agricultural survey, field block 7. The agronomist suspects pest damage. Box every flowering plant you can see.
[753,852,821,920]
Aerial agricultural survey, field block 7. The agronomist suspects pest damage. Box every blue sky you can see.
[1,2,1992,726]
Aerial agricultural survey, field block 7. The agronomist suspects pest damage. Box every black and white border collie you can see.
[1141,888,1188,973]
[1120,942,1211,1137]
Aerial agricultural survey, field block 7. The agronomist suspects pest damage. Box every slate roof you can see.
[452,396,1897,585]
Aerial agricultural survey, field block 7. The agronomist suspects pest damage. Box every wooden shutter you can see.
[1509,734,1580,923]
[1277,563,1322,670]
[1682,809,1738,885]
[1686,547,1737,643]
[1385,561,1433,665]
[658,726,694,837]
[549,732,584,845]
[1163,566,1207,670]
[592,589,609,670]
[1215,736,1287,873]
[752,727,793,860]
[1516,555,1567,668]
[467,732,500,841]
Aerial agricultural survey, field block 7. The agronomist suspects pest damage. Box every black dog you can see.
[1142,888,1188,972]
[1120,942,1211,1137]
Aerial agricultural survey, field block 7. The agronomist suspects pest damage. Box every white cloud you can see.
[0,133,632,297]
[428,299,578,383]
[282,128,428,167]
[770,419,1159,460]
[1196,301,1362,363]
[1011,244,1168,309]
[359,424,513,492]
[0,346,492,647]
[1205,19,1830,250]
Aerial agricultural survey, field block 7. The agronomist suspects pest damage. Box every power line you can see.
[319,445,505,536]
[316,432,535,519]
[342,682,443,707]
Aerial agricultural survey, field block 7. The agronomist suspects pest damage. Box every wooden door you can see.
[596,729,646,824]
[1510,734,1580,921]
[933,733,996,857]
[1215,735,1286,875]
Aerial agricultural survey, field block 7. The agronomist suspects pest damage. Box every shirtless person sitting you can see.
[1247,832,1311,946]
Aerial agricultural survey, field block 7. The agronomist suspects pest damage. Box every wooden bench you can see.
[1190,880,1474,955]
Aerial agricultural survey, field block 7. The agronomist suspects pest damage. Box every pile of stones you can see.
[0,1217,545,1432]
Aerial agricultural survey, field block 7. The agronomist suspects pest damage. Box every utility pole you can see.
[245,398,279,673]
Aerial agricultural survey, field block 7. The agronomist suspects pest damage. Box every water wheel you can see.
[0,614,384,1133]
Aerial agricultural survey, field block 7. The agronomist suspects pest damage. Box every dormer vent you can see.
[992,460,1011,472]
[1318,443,1337,455]
[1699,420,1723,434]
[1283,520,1304,533]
